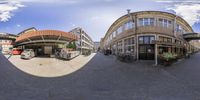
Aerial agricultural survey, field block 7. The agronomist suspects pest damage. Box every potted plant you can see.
[161,52,177,66]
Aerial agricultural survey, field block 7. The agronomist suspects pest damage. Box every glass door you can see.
[139,36,155,60]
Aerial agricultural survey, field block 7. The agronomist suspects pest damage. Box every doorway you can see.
[138,35,155,60]
[139,44,155,60]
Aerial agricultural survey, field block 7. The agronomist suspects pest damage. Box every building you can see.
[0,33,17,54]
[100,38,105,52]
[15,28,78,56]
[101,11,199,63]
[69,27,94,55]
[94,42,100,52]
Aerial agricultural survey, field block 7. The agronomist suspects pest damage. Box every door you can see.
[139,44,155,60]
[138,36,155,60]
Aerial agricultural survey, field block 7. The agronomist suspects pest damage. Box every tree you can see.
[67,41,76,50]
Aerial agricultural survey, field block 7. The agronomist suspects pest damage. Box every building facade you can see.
[69,27,94,55]
[102,11,199,61]
[94,42,100,52]
[0,33,17,54]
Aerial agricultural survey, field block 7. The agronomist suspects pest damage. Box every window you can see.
[117,41,123,53]
[144,36,149,44]
[139,37,144,44]
[132,37,134,44]
[124,37,134,53]
[159,36,164,41]
[176,24,183,33]
[144,18,149,26]
[124,21,134,30]
[159,36,172,43]
[150,36,155,44]
[167,38,172,43]
[139,36,155,44]
[112,32,116,38]
[164,38,167,42]
[139,18,143,26]
[159,18,172,28]
[139,18,155,26]
[117,26,123,34]
[150,18,155,25]
[124,23,129,30]
[164,19,168,27]
[129,21,134,29]
[159,18,163,26]
[109,35,112,41]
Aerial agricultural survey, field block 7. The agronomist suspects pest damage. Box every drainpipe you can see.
[174,13,177,38]
[155,34,158,66]
[127,9,138,60]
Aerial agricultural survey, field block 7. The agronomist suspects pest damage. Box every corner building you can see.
[102,11,198,60]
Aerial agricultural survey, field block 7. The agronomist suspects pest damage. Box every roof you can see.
[16,30,78,42]
[0,33,18,40]
[18,27,37,35]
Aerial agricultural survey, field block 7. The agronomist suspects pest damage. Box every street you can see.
[0,52,200,100]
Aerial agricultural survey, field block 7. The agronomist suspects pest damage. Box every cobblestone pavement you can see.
[0,52,200,100]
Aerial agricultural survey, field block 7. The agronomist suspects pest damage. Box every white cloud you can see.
[155,0,200,26]
[16,24,21,27]
[167,3,200,25]
[0,0,78,22]
[0,0,25,22]
[19,0,78,4]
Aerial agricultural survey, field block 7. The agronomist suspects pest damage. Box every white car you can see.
[21,49,35,59]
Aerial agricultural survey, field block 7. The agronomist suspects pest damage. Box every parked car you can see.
[12,48,23,55]
[104,49,112,55]
[21,49,35,59]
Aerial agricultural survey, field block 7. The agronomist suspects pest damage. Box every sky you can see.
[0,0,200,42]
